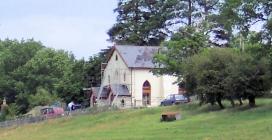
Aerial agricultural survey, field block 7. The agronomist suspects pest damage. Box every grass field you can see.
[1,98,272,140]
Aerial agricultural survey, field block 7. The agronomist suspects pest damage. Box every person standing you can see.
[67,101,75,115]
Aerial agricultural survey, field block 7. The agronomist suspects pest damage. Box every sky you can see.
[0,0,117,59]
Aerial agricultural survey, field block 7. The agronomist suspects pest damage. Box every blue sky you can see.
[0,0,116,59]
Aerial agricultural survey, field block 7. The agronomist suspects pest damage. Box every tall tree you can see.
[153,26,208,77]
[108,0,182,45]
[0,39,96,115]
[109,0,222,46]
[85,47,111,87]
[0,39,44,104]
[217,0,272,46]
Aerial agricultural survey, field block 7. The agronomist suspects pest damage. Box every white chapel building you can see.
[97,45,179,107]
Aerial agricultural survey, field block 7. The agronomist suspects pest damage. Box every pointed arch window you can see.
[142,80,151,105]
[124,72,126,82]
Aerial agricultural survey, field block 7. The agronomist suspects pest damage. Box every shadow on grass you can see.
[227,98,272,113]
[170,98,272,115]
[171,102,224,114]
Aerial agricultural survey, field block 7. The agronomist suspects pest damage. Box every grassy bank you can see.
[1,98,272,140]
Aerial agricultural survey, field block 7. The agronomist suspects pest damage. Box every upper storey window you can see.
[115,55,118,61]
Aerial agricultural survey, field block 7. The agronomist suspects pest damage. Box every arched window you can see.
[108,75,110,84]
[115,55,118,61]
[143,80,151,87]
[142,80,151,106]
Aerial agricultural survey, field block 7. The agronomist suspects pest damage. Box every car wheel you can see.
[160,102,164,106]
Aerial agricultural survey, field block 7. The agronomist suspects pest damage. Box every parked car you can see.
[40,106,64,118]
[160,94,189,106]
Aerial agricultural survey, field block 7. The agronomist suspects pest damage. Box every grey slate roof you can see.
[100,84,130,98]
[111,84,130,96]
[115,45,159,68]
[100,86,109,98]
[91,87,100,96]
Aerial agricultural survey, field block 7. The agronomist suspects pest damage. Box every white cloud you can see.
[0,0,117,59]
[0,15,114,59]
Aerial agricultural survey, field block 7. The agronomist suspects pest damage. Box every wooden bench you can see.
[161,112,181,122]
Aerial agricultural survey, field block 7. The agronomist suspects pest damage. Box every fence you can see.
[0,115,46,128]
[0,106,118,128]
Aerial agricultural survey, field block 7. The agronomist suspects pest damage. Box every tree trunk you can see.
[248,96,256,107]
[199,101,202,106]
[199,94,205,106]
[229,98,235,107]
[216,97,225,109]
[188,0,192,26]
[210,101,215,106]
[203,0,209,21]
[238,98,243,106]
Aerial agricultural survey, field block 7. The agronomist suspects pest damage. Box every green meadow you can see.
[1,98,272,140]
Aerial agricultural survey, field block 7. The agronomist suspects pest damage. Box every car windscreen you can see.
[41,108,54,114]
[166,95,171,100]
[175,95,186,100]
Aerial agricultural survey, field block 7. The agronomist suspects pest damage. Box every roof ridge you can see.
[114,45,159,69]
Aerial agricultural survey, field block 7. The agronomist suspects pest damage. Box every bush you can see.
[28,87,60,108]
[0,103,18,121]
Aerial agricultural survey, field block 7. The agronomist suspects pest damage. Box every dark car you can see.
[160,94,189,106]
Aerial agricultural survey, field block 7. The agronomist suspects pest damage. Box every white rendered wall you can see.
[162,75,179,97]
[131,69,179,107]
[101,50,132,91]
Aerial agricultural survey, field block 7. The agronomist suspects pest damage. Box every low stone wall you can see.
[97,97,164,108]
[97,97,132,109]
[113,97,132,108]
[133,97,164,107]
[97,100,109,107]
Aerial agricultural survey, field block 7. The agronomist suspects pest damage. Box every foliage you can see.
[183,47,271,108]
[218,0,272,46]
[108,0,186,45]
[0,39,44,104]
[85,47,111,87]
[150,0,272,109]
[153,27,208,77]
[0,39,90,116]
[108,0,223,46]
[0,103,18,121]
[183,48,237,108]
[28,87,59,108]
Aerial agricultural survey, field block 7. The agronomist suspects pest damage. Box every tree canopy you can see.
[108,0,185,45]
[0,39,90,115]
[182,47,271,108]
